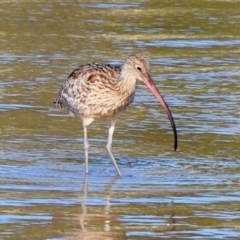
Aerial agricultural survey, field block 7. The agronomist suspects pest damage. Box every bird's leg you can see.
[106,119,122,177]
[82,117,94,174]
[83,123,90,174]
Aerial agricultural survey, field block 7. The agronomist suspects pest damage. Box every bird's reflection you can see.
[79,174,88,231]
[77,174,124,239]
[52,174,177,239]
[166,201,176,231]
[51,174,125,240]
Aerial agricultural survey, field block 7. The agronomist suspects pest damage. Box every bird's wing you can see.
[54,63,121,109]
[68,63,121,80]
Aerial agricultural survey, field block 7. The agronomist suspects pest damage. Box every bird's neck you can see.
[117,67,137,96]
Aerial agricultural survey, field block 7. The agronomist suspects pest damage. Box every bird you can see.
[54,53,177,177]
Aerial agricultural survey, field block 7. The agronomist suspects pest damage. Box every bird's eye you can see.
[136,66,142,71]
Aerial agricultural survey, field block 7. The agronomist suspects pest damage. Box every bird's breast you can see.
[76,89,135,119]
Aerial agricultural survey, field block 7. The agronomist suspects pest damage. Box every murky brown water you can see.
[1,0,240,239]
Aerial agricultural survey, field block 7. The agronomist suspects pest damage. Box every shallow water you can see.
[0,0,240,239]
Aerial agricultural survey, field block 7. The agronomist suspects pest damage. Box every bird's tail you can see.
[53,97,64,108]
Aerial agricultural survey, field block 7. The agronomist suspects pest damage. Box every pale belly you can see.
[63,91,135,120]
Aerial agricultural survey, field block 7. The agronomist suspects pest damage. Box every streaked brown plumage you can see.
[54,53,177,177]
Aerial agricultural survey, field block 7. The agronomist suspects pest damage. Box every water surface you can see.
[0,0,240,239]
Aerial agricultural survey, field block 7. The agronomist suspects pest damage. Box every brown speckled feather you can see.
[54,54,177,176]
[55,62,135,119]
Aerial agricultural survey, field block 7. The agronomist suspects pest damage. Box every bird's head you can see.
[123,53,150,83]
[122,53,178,151]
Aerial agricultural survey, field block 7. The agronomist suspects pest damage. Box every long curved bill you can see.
[144,77,178,151]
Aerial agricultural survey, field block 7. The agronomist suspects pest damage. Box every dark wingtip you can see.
[53,98,64,108]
